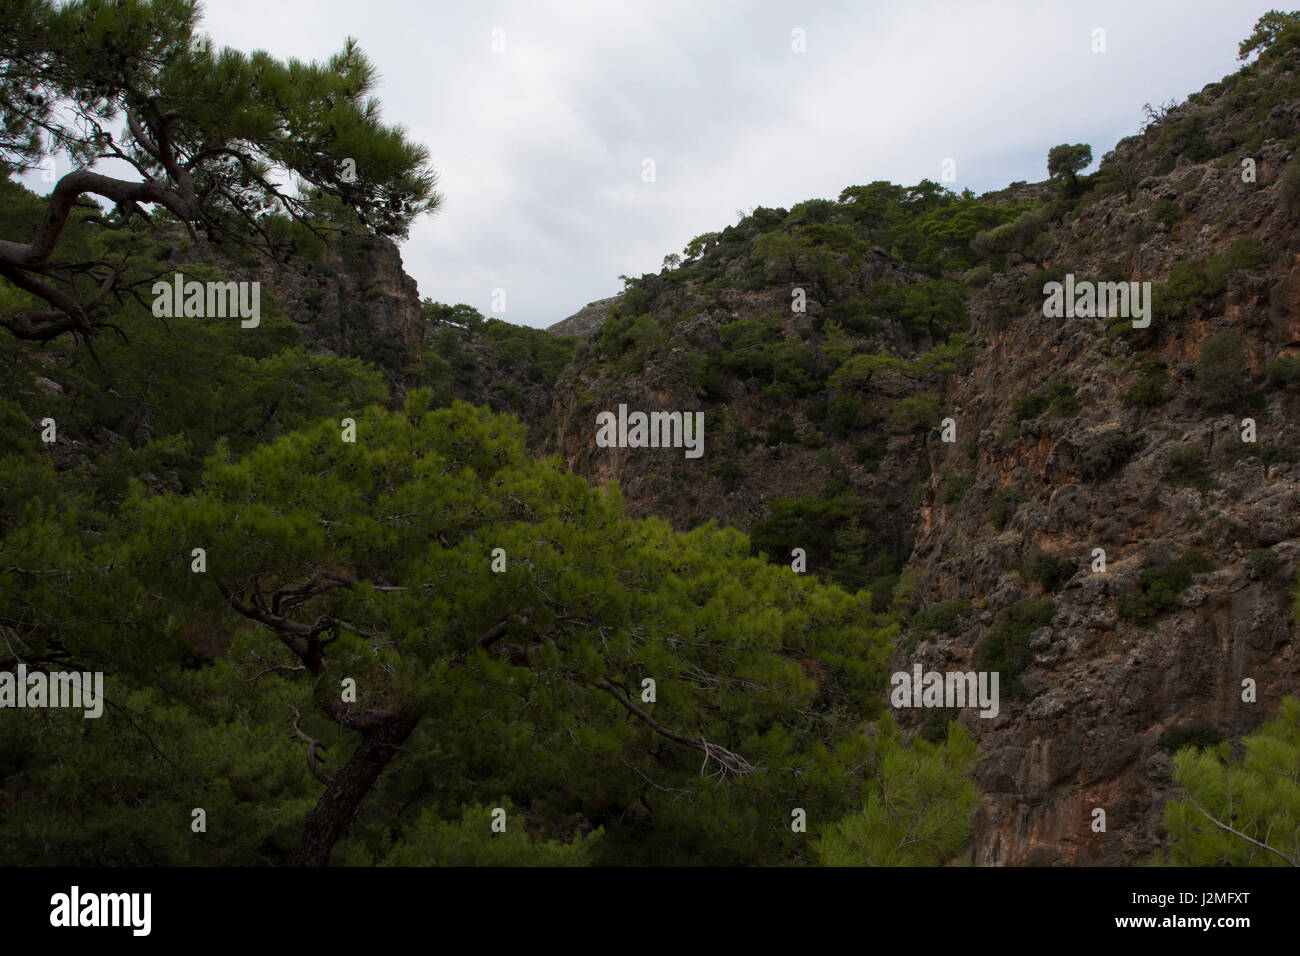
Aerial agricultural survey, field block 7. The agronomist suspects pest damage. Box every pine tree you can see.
[0,0,439,344]
[0,391,981,866]
[1159,697,1300,866]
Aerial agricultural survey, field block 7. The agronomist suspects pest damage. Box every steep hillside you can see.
[0,178,575,493]
[548,295,620,338]
[548,37,1300,863]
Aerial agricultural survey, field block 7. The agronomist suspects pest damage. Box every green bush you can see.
[1012,381,1077,420]
[1118,550,1214,625]
[1011,388,1049,421]
[1196,330,1250,410]
[1153,197,1182,228]
[1218,441,1300,465]
[1158,723,1223,755]
[1246,548,1281,578]
[1154,240,1271,320]
[987,487,1023,530]
[826,391,869,436]
[1022,550,1075,592]
[937,472,975,511]
[688,353,730,401]
[971,206,1049,259]
[889,394,942,434]
[1164,445,1220,491]
[908,598,972,638]
[821,297,885,336]
[917,706,962,745]
[973,598,1056,697]
[1021,264,1069,304]
[749,492,901,596]
[1221,236,1269,270]
[1265,355,1300,389]
[1045,381,1078,416]
[853,437,888,467]
[1280,154,1300,216]
[1123,357,1172,407]
[1078,430,1144,479]
[765,414,798,446]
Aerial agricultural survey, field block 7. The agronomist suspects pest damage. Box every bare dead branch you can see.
[594,677,753,778]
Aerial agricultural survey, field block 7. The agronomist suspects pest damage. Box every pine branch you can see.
[1186,795,1299,867]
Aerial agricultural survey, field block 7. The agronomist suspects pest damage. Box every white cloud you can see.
[18,0,1278,327]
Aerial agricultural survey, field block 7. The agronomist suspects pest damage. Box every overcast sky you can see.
[29,0,1280,328]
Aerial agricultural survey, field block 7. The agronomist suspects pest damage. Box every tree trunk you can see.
[287,713,422,867]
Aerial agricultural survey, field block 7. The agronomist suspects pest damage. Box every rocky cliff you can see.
[545,43,1300,864]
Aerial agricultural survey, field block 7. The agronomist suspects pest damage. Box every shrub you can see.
[1154,241,1271,321]
[1164,445,1219,491]
[1246,548,1281,578]
[1153,197,1182,228]
[853,437,887,467]
[1280,153,1300,216]
[765,414,797,446]
[709,459,747,482]
[971,206,1050,259]
[1012,388,1049,421]
[821,298,885,336]
[1221,236,1268,270]
[962,263,992,287]
[1265,355,1300,389]
[1158,722,1223,755]
[1118,550,1214,625]
[937,472,975,512]
[1022,550,1075,592]
[1078,430,1143,479]
[987,488,1023,530]
[1196,330,1249,410]
[1123,357,1172,407]
[1218,441,1300,465]
[918,706,962,745]
[826,391,867,437]
[973,597,1056,697]
[1045,381,1078,416]
[1021,264,1069,304]
[908,598,972,638]
[889,394,942,434]
[688,354,729,401]
[1012,381,1077,420]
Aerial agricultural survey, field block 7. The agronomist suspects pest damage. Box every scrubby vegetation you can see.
[1118,551,1215,625]
[973,598,1056,697]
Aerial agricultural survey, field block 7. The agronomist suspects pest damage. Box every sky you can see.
[23,0,1282,328]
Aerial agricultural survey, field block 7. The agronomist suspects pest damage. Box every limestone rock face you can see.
[548,47,1300,864]
[548,296,620,338]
